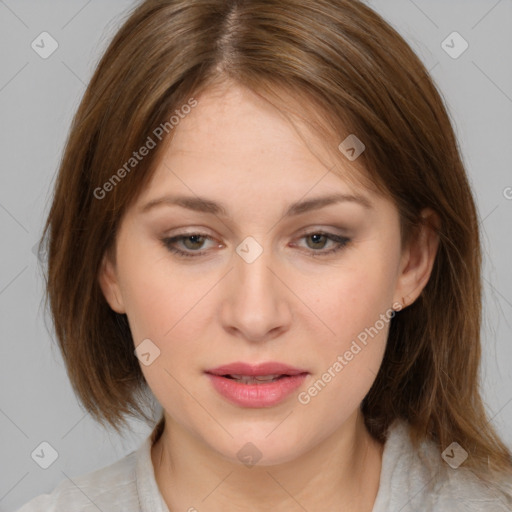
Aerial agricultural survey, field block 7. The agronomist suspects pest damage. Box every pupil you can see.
[308,234,325,249]
[185,235,203,249]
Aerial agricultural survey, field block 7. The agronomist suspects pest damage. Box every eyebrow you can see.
[139,192,373,217]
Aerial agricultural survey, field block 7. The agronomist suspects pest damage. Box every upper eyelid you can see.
[165,225,350,239]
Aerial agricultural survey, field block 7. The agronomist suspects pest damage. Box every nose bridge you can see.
[236,236,273,290]
[221,235,291,340]
[234,235,279,304]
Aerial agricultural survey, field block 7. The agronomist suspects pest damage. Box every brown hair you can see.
[39,0,512,488]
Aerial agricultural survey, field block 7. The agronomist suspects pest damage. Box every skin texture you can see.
[99,81,439,512]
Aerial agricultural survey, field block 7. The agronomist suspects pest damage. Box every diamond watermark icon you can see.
[31,32,59,59]
[134,338,161,366]
[31,441,59,469]
[441,31,468,59]
[236,236,263,264]
[338,134,365,161]
[237,442,263,468]
[441,441,468,469]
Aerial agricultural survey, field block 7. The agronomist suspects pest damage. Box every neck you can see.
[151,411,384,512]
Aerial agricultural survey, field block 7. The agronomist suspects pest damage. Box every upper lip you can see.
[205,362,308,377]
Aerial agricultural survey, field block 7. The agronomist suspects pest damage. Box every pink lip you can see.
[205,362,309,408]
[206,361,307,377]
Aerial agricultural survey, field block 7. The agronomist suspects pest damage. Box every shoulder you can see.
[15,444,140,512]
[373,420,512,512]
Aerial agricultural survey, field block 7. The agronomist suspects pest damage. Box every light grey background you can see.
[1,0,511,510]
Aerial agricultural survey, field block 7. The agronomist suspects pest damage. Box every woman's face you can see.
[100,82,426,465]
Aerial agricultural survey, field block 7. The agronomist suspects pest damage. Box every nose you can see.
[219,240,293,343]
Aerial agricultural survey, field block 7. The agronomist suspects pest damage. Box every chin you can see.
[206,426,311,468]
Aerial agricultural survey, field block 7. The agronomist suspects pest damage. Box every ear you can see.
[98,250,126,314]
[393,208,440,309]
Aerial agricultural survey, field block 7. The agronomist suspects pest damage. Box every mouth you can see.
[205,362,309,407]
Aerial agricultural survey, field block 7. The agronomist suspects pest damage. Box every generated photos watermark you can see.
[297,302,403,405]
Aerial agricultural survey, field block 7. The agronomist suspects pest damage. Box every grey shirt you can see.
[16,419,512,511]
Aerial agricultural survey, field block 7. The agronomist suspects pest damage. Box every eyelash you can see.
[161,231,351,258]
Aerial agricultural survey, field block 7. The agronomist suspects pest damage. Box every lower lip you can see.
[206,373,308,408]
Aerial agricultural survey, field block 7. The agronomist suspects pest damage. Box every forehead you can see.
[140,82,375,202]
[170,84,324,165]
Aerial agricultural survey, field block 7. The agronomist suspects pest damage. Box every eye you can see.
[293,231,351,256]
[161,233,218,258]
[160,231,351,258]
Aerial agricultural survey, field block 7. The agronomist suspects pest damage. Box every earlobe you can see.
[98,252,126,314]
[393,208,440,309]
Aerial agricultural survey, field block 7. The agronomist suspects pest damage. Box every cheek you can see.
[118,274,167,342]
[115,240,188,341]
[299,269,393,420]
[117,246,212,396]
[311,257,397,342]
[299,250,397,402]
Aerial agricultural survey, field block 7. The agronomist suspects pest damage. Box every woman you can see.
[19,0,512,510]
